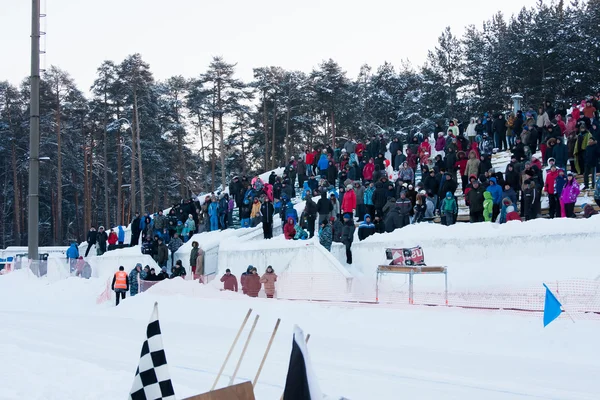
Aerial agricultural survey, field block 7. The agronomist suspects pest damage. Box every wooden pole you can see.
[279,333,310,400]
[253,318,281,387]
[229,314,260,386]
[211,308,253,391]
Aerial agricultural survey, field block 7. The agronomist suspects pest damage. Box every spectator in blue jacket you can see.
[486,177,503,220]
[117,226,125,245]
[317,152,330,175]
[66,242,79,273]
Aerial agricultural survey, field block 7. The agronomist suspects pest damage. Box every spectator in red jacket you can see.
[505,206,522,222]
[305,149,315,176]
[107,229,118,247]
[220,269,238,292]
[454,151,468,193]
[245,268,262,297]
[342,184,357,218]
[284,217,296,240]
[363,158,375,182]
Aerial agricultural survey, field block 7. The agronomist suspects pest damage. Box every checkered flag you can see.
[129,302,176,400]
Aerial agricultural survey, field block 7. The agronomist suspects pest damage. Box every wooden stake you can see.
[211,308,253,391]
[229,314,260,386]
[253,318,281,387]
[279,333,310,400]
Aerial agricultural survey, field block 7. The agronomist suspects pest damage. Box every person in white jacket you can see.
[466,118,477,143]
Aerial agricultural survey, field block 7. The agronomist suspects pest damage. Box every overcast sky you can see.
[1,0,540,92]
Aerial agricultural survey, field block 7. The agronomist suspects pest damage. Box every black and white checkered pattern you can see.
[129,302,176,400]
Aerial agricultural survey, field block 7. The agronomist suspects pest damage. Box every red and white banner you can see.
[385,246,425,266]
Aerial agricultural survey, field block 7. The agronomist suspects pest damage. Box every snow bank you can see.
[218,238,353,301]
[332,216,600,292]
[88,247,159,280]
[1,269,599,400]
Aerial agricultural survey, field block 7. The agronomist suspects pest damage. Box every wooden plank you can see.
[378,265,446,273]
[183,381,255,400]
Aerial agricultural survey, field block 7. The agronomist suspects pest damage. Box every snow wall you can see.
[217,238,353,301]
[329,216,600,311]
[173,200,307,278]
[87,247,159,280]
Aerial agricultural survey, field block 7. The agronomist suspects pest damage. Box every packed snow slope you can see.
[0,271,599,400]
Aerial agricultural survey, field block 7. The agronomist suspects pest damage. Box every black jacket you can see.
[341,220,355,245]
[260,202,275,224]
[304,197,318,218]
[316,192,333,214]
[466,186,485,212]
[504,164,520,191]
[493,117,506,135]
[87,230,98,244]
[372,182,387,210]
[384,208,403,232]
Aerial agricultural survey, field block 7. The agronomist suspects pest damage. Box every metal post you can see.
[375,271,379,303]
[444,269,448,306]
[28,0,41,270]
[408,271,414,305]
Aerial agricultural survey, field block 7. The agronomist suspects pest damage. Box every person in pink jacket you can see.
[341,184,356,219]
[560,172,580,218]
[260,266,278,299]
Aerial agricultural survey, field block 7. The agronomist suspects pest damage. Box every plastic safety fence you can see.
[139,279,161,293]
[275,272,600,314]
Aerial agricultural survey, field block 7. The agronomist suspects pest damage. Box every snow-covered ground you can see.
[1,266,599,400]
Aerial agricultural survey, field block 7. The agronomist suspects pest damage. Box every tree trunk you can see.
[134,92,145,214]
[73,171,80,242]
[285,109,291,163]
[331,109,336,148]
[263,89,268,171]
[240,120,247,175]
[271,96,276,169]
[55,92,63,245]
[218,79,226,191]
[11,140,21,246]
[130,106,137,216]
[102,93,110,230]
[116,127,123,226]
[211,109,216,192]
[175,93,185,200]
[83,133,89,232]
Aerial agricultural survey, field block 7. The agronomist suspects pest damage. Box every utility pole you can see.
[28,0,41,268]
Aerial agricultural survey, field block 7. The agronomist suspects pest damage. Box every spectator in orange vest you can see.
[220,269,238,292]
[111,266,129,306]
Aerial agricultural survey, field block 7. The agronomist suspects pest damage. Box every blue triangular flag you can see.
[543,284,562,327]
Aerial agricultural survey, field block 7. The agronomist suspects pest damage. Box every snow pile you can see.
[334,215,600,291]
[88,246,159,280]
[0,269,599,400]
[218,238,353,301]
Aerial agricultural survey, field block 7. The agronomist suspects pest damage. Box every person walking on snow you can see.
[66,242,79,273]
[220,269,238,292]
[245,267,262,298]
[112,266,129,306]
[260,266,278,299]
